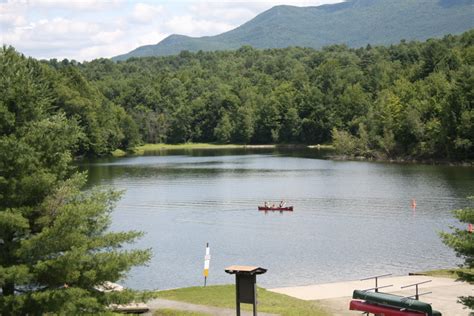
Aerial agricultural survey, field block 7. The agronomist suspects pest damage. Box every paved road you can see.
[269,275,473,316]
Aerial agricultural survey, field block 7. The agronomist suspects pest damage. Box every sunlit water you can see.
[79,148,474,290]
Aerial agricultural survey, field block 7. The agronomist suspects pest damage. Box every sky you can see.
[0,0,344,61]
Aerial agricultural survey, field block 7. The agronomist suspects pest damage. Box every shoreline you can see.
[147,268,464,293]
[111,143,334,157]
[330,154,474,166]
[110,143,472,166]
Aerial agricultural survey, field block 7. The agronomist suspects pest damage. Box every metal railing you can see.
[360,273,392,292]
[401,280,432,300]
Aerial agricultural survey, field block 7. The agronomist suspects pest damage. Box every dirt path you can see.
[145,298,278,316]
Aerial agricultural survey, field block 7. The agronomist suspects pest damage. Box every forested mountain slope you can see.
[113,0,474,60]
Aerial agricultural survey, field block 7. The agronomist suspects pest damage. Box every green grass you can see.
[125,143,334,156]
[134,143,249,154]
[156,285,329,316]
[153,309,210,316]
[414,268,473,279]
[111,143,333,157]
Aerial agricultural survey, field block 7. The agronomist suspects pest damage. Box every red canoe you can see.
[258,206,293,211]
[350,300,427,316]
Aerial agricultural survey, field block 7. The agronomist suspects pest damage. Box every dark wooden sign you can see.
[225,265,267,316]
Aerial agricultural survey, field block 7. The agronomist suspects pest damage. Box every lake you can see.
[79,148,474,290]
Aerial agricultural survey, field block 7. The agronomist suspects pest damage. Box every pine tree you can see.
[440,197,474,309]
[0,47,151,315]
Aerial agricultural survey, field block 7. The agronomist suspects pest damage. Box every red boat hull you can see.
[258,206,293,211]
[350,300,426,316]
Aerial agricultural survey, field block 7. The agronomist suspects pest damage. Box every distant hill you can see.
[113,0,474,61]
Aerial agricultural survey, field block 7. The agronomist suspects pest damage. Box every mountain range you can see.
[112,0,474,61]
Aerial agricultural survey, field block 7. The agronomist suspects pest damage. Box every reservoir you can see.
[80,148,474,290]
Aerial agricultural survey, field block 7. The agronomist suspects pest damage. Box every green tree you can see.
[117,108,141,150]
[332,128,358,155]
[280,107,301,143]
[131,106,167,144]
[42,29,474,160]
[440,198,474,309]
[169,104,193,143]
[54,65,129,156]
[0,47,151,315]
[447,66,474,159]
[233,106,255,144]
[255,99,280,143]
[214,112,233,144]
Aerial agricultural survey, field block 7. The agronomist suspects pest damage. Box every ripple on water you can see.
[81,151,473,289]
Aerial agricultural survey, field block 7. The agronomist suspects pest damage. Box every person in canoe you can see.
[264,201,268,207]
[279,200,286,207]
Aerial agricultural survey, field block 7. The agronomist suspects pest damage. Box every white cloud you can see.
[165,15,234,36]
[76,42,129,60]
[131,3,164,24]
[188,3,257,24]
[0,0,27,31]
[208,0,343,4]
[91,29,124,45]
[34,18,100,40]
[135,30,167,46]
[2,15,110,59]
[26,0,124,11]
[0,13,27,28]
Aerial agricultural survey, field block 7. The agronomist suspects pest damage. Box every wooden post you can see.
[252,274,257,316]
[236,275,241,316]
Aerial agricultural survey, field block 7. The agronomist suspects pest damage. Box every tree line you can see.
[4,30,474,160]
[84,29,473,160]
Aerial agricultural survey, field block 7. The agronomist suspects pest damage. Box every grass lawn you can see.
[111,143,247,157]
[134,143,248,154]
[414,268,473,279]
[112,143,333,157]
[153,309,210,316]
[156,285,329,316]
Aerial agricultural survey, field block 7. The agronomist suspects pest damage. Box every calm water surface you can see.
[79,148,474,290]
